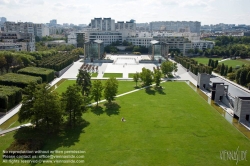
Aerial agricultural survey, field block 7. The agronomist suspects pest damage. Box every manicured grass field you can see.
[219,59,250,68]
[90,73,98,77]
[192,57,222,65]
[55,80,138,95]
[103,73,123,78]
[1,82,250,166]
[128,73,135,78]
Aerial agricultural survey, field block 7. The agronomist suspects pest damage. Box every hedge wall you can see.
[18,67,54,83]
[0,73,42,89]
[0,85,22,112]
[37,52,78,71]
[175,56,212,75]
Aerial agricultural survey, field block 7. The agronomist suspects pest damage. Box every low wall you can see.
[84,59,114,63]
[55,63,74,77]
[139,60,159,64]
[189,71,198,81]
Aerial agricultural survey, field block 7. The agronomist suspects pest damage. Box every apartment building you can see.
[4,21,49,38]
[115,20,136,31]
[91,18,115,31]
[0,32,35,51]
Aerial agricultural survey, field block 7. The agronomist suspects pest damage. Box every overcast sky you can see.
[0,0,250,25]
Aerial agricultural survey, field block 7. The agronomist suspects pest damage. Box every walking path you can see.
[218,58,230,62]
[0,123,32,135]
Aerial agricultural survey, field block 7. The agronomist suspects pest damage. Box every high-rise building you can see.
[50,19,57,26]
[91,18,115,31]
[0,17,7,24]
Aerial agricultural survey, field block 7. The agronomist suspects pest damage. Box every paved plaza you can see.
[49,55,197,86]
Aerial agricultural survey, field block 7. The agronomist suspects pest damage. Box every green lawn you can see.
[90,73,98,77]
[1,82,250,165]
[103,73,123,78]
[219,59,250,68]
[192,57,222,65]
[55,80,138,95]
[128,73,135,78]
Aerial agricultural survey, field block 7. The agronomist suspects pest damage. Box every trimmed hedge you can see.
[0,85,22,112]
[37,52,78,71]
[18,67,54,83]
[175,56,212,75]
[0,73,42,89]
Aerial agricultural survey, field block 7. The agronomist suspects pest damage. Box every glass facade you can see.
[149,41,167,61]
[84,40,104,60]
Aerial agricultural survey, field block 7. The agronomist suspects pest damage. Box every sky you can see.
[0,0,250,25]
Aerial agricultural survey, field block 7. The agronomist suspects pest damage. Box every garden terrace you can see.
[0,73,42,89]
[18,67,54,83]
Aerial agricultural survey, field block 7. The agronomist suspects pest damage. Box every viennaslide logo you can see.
[220,146,247,165]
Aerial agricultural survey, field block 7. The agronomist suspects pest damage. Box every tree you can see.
[133,72,140,87]
[220,63,225,76]
[33,84,63,132]
[0,55,7,74]
[35,36,41,42]
[18,82,38,125]
[214,60,218,68]
[224,65,228,76]
[140,67,153,86]
[239,68,248,85]
[235,68,242,84]
[154,69,162,86]
[246,71,250,84]
[208,59,212,66]
[91,80,104,106]
[61,84,85,127]
[104,77,118,104]
[228,66,233,73]
[71,48,84,55]
[19,83,63,132]
[211,60,215,69]
[161,61,174,76]
[173,63,178,75]
[76,70,91,96]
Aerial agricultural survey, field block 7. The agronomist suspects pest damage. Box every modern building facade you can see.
[84,40,104,60]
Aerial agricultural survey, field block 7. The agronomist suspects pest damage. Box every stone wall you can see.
[55,63,73,77]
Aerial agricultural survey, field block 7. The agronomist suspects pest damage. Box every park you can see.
[0,50,250,165]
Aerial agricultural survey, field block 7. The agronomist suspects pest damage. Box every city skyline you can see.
[0,0,250,25]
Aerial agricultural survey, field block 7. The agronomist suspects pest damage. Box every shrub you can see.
[0,73,42,89]
[0,85,22,112]
[18,67,54,83]
[227,73,236,81]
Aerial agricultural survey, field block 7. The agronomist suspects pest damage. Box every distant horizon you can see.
[0,0,250,25]
[1,18,249,27]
